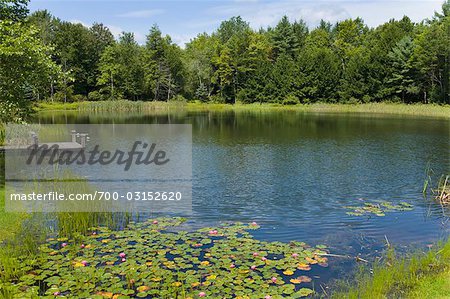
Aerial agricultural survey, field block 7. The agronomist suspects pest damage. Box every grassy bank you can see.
[332,239,450,298]
[35,101,450,119]
[0,187,29,243]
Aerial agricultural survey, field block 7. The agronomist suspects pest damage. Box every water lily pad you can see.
[3,218,328,298]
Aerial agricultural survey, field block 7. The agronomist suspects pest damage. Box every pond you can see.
[34,109,449,285]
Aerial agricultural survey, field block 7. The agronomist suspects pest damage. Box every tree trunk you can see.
[167,73,172,101]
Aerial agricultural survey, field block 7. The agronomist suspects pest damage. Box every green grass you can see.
[36,101,450,119]
[0,187,28,243]
[36,101,81,111]
[0,178,130,292]
[332,239,450,298]
[409,271,450,299]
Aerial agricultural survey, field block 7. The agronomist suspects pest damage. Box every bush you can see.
[53,90,74,102]
[72,94,87,102]
[169,94,187,102]
[195,83,209,102]
[88,91,103,101]
[209,94,226,104]
[282,94,300,105]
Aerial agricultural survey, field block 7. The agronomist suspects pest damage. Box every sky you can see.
[28,0,444,47]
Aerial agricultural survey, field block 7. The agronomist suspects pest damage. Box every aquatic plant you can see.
[1,218,328,298]
[423,168,450,214]
[344,199,414,217]
[36,101,450,119]
[332,239,450,299]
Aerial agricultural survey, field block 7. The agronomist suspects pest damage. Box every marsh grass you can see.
[331,239,450,298]
[36,101,450,119]
[36,102,80,111]
[78,100,186,113]
[424,168,450,216]
[0,174,131,293]
[436,175,449,205]
[24,171,132,238]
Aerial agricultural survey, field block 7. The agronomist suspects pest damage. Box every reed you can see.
[78,100,186,113]
[36,101,450,119]
[436,175,449,205]
[332,239,450,298]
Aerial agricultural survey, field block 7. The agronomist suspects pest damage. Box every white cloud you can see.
[106,24,123,38]
[206,0,443,29]
[69,19,89,27]
[106,24,146,44]
[117,9,164,18]
[170,33,196,48]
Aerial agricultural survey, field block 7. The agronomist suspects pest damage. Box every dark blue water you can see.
[35,110,449,268]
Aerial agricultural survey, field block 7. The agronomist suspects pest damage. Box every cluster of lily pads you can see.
[3,218,329,298]
[344,200,414,217]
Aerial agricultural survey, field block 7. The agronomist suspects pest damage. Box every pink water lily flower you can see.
[119,252,126,258]
[80,244,85,249]
[252,252,259,257]
[230,263,235,268]
[199,292,206,297]
[251,265,257,270]
[92,232,97,235]
[265,296,272,299]
[53,291,60,296]
[261,257,267,261]
[81,260,88,266]
[208,230,218,235]
[121,258,126,262]
[61,243,67,248]
[153,220,158,224]
[250,222,258,226]
[292,253,299,258]
[271,277,277,283]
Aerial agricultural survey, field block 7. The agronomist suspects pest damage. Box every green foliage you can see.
[282,94,300,105]
[332,239,450,299]
[98,32,144,100]
[0,19,61,123]
[2,0,450,122]
[0,219,326,298]
[0,0,29,22]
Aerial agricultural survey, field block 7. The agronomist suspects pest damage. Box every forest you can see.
[0,0,449,123]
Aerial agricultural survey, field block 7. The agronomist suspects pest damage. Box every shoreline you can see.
[36,101,450,119]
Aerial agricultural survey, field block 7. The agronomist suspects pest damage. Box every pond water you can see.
[34,110,449,283]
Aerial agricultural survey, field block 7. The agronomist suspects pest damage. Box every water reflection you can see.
[33,110,450,251]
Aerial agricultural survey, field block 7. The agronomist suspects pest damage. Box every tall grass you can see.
[186,102,450,118]
[0,175,131,288]
[78,100,186,113]
[36,101,450,119]
[332,239,450,298]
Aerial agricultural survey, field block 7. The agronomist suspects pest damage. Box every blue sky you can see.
[29,0,444,46]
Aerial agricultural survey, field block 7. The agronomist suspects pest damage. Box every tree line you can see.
[0,0,449,121]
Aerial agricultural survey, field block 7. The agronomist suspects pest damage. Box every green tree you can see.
[53,21,98,97]
[386,36,419,102]
[413,1,450,103]
[0,20,61,122]
[270,16,299,59]
[98,33,144,100]
[0,0,28,22]
[184,33,217,100]
[143,25,184,101]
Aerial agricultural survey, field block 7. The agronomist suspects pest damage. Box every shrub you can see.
[210,94,226,104]
[170,94,187,102]
[53,90,74,102]
[72,94,87,102]
[282,94,300,105]
[88,91,103,101]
